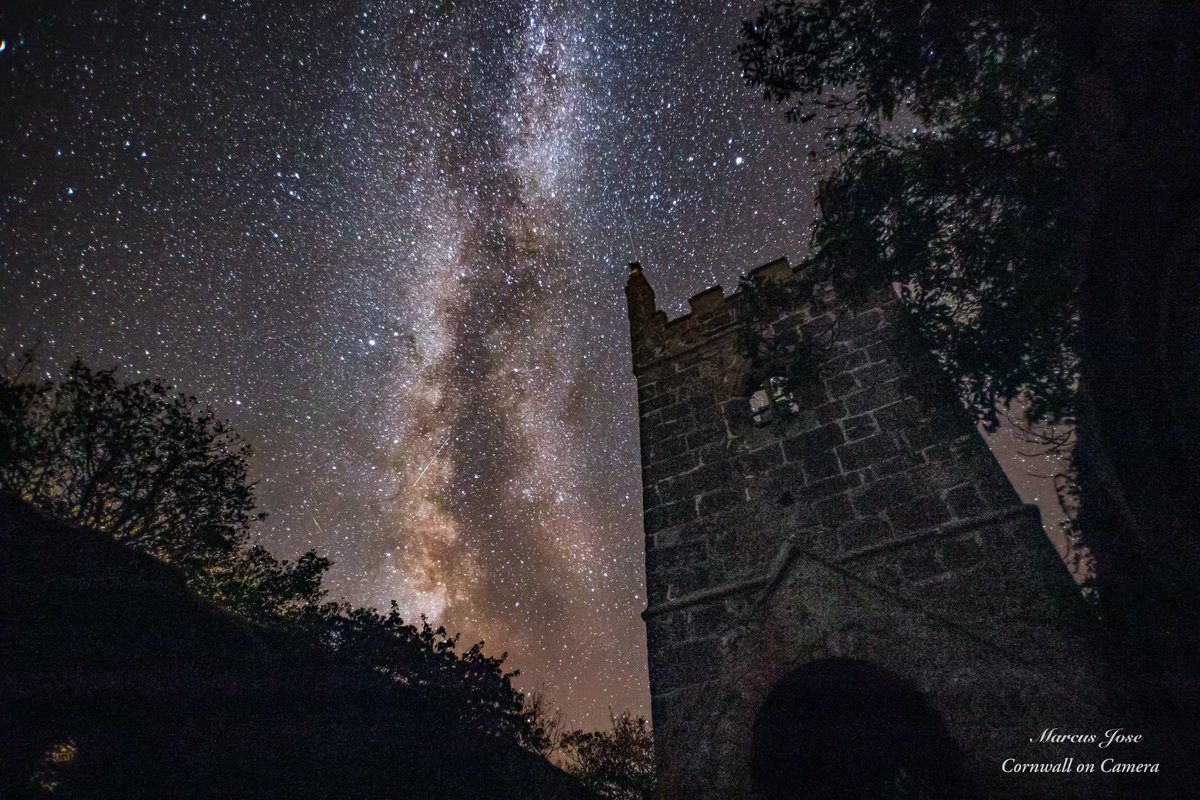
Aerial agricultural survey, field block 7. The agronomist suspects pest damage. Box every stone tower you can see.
[625,259,1106,800]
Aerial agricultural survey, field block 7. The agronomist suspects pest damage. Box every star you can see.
[0,0,1064,730]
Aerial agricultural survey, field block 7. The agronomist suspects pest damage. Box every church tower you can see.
[625,259,1104,799]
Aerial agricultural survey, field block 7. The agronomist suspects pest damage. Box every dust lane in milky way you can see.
[375,3,599,686]
[1,1,827,726]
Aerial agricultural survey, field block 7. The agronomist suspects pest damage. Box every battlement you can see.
[625,258,799,370]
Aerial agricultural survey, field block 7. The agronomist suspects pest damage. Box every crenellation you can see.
[687,285,726,314]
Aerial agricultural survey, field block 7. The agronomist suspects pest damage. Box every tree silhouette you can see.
[738,3,1200,791]
[740,1,1074,426]
[0,355,546,751]
[558,712,655,800]
[295,603,545,750]
[0,356,326,618]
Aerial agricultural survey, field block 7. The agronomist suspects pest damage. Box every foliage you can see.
[0,355,545,749]
[290,602,546,749]
[739,8,1199,789]
[738,1,1077,428]
[558,712,656,800]
[736,273,826,425]
[522,687,568,757]
[0,356,306,612]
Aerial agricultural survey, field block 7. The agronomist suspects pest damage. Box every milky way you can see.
[1,1,1065,727]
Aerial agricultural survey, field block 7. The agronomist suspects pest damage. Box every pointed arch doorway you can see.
[750,658,976,800]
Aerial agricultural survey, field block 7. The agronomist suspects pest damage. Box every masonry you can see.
[626,258,1111,800]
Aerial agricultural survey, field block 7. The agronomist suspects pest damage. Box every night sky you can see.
[0,1,1066,728]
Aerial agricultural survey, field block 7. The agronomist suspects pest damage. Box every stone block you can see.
[660,401,694,425]
[693,403,725,428]
[736,444,785,475]
[921,441,955,464]
[647,434,688,463]
[801,450,843,483]
[871,454,912,478]
[797,472,861,501]
[945,484,986,518]
[842,413,878,441]
[837,515,895,549]
[888,496,953,533]
[824,372,860,398]
[636,380,659,404]
[666,565,711,600]
[852,359,903,387]
[639,392,674,414]
[837,434,901,471]
[648,539,707,574]
[814,494,857,526]
[850,474,916,516]
[698,489,741,517]
[643,415,691,445]
[693,441,729,466]
[823,349,869,375]
[644,451,700,486]
[843,379,905,416]
[843,307,884,336]
[815,399,847,424]
[782,423,846,462]
[645,501,697,534]
[865,340,893,362]
[675,460,738,502]
[686,422,727,451]
[904,420,956,452]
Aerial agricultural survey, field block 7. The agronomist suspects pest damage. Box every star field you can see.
[0,1,1069,729]
[1,0,830,727]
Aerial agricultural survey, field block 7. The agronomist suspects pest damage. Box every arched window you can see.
[750,658,974,800]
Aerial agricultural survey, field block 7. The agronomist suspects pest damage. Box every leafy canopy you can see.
[0,357,325,617]
[739,1,1076,426]
[558,712,656,800]
[0,356,544,749]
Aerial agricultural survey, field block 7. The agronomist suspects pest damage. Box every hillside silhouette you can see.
[0,494,594,798]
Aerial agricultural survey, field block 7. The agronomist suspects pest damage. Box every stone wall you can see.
[625,259,1109,799]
